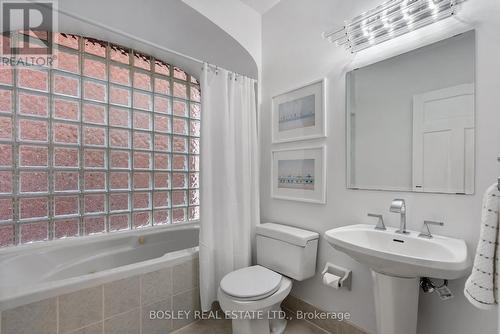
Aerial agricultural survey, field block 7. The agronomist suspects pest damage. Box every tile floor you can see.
[172,317,329,334]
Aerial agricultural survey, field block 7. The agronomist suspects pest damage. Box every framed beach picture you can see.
[272,79,326,143]
[271,146,326,204]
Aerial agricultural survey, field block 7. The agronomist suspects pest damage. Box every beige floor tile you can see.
[172,317,330,334]
[285,318,329,334]
[173,318,232,334]
[172,288,201,331]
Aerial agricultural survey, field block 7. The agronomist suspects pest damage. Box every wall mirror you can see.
[346,31,475,194]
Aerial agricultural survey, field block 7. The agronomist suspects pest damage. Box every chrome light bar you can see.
[324,0,465,53]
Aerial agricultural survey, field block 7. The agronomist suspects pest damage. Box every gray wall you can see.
[261,0,500,333]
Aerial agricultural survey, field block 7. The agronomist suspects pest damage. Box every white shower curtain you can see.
[199,64,260,311]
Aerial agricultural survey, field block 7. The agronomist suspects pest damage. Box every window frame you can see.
[0,32,201,247]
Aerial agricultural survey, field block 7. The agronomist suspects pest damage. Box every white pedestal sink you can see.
[324,224,470,334]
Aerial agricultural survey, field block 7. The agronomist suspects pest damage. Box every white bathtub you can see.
[0,223,199,312]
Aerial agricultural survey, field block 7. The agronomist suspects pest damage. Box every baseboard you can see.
[282,294,369,334]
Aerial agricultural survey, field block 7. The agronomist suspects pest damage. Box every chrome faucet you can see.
[418,220,444,239]
[390,199,409,234]
[368,213,386,230]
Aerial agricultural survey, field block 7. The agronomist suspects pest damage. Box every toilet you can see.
[218,223,319,334]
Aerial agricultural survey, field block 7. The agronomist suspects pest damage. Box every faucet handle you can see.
[418,220,444,239]
[368,213,386,231]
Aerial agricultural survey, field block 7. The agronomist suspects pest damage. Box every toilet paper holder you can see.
[321,262,352,290]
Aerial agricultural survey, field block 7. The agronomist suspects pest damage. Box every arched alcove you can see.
[3,0,259,79]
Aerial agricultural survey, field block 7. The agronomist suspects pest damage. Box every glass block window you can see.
[0,32,201,247]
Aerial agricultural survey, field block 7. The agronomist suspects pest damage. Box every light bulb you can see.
[381,10,392,29]
[428,0,439,18]
[361,19,370,37]
[402,0,412,22]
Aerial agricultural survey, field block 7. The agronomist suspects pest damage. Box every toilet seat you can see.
[220,265,282,301]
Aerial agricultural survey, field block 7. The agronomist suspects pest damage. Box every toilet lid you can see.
[220,265,282,300]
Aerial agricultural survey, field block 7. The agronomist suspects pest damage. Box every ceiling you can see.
[239,0,281,14]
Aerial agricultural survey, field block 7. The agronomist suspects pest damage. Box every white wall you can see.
[261,1,500,333]
[182,0,263,105]
[350,32,474,191]
[182,0,262,73]
[49,0,259,78]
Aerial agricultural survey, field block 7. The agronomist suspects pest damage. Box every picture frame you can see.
[271,146,326,204]
[271,78,326,143]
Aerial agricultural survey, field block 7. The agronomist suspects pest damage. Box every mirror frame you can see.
[345,30,476,195]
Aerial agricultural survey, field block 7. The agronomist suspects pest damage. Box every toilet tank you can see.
[256,223,319,281]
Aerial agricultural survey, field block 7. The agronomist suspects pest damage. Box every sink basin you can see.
[324,224,470,279]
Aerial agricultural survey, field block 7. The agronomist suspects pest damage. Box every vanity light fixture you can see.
[324,0,466,53]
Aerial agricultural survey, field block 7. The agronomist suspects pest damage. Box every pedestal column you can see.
[372,270,419,334]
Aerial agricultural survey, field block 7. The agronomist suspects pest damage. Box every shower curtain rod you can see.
[25,0,242,76]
